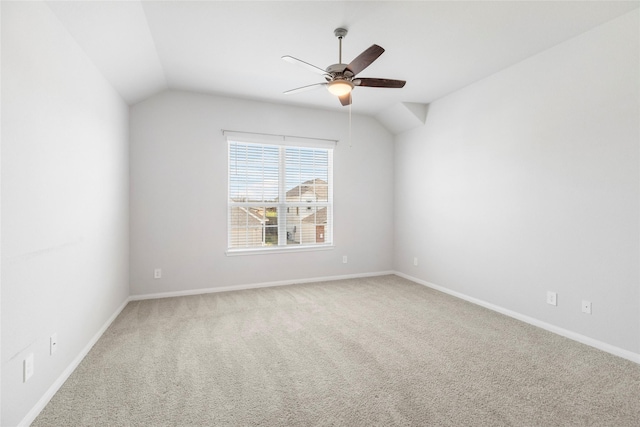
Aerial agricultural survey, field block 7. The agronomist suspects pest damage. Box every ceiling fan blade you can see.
[282,55,328,76]
[353,78,406,88]
[345,44,385,76]
[338,93,352,106]
[283,82,327,95]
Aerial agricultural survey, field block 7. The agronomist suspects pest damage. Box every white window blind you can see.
[227,134,333,252]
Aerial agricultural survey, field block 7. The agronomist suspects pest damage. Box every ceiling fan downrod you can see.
[334,28,348,64]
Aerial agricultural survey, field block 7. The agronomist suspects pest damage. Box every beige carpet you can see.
[33,275,640,426]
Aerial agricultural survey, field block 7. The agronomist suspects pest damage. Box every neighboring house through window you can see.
[226,132,334,252]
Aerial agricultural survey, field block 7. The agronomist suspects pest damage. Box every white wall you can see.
[1,2,129,425]
[395,10,640,356]
[130,91,394,296]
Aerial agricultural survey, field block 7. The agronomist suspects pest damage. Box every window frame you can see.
[226,137,334,255]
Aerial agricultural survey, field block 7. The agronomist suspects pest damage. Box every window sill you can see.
[226,244,334,256]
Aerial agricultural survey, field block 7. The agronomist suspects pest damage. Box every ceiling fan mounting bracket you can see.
[334,28,348,39]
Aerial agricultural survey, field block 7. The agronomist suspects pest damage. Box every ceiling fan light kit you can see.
[327,80,354,96]
[283,27,406,106]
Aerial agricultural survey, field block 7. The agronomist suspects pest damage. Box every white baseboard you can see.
[19,298,131,427]
[394,271,640,365]
[130,270,396,301]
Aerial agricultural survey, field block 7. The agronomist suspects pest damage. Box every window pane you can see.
[285,205,329,245]
[285,208,302,245]
[228,205,278,248]
[264,207,279,246]
[285,147,329,204]
[229,142,278,202]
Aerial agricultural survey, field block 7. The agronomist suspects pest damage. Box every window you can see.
[227,135,333,252]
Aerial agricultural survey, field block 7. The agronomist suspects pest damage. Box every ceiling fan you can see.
[282,28,406,106]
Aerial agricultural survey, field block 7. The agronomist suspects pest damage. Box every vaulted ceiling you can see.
[46,1,639,116]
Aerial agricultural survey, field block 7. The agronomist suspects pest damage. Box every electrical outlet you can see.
[24,353,34,382]
[50,333,58,355]
[413,257,418,266]
[546,291,557,306]
[581,300,592,314]
[154,268,162,279]
[342,255,348,264]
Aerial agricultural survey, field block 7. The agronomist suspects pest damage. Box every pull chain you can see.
[349,102,352,148]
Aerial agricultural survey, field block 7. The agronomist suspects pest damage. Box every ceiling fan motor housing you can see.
[325,63,354,81]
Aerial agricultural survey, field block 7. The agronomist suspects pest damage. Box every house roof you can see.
[286,179,328,201]
[302,208,328,225]
[44,1,638,122]
[229,207,266,227]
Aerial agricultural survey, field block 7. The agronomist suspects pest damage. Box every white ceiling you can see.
[46,1,639,116]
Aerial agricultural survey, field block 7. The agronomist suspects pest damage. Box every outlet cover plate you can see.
[24,353,34,382]
[547,291,557,306]
[50,333,58,355]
